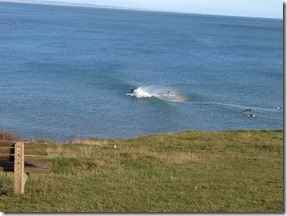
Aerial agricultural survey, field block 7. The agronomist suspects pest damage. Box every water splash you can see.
[131,87,152,98]
[126,86,190,103]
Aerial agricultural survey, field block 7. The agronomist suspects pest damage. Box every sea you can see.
[0,2,283,141]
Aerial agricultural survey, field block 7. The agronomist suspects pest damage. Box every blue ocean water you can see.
[0,2,283,141]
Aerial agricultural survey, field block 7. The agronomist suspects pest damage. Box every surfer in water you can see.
[248,114,256,118]
[240,108,251,114]
[130,87,134,93]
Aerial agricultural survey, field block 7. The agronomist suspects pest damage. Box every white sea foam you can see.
[128,86,190,103]
[133,87,152,98]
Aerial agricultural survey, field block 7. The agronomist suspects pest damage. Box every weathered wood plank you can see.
[0,161,14,171]
[24,162,52,173]
[24,148,48,156]
[0,147,14,154]
[0,161,52,173]
[0,141,15,147]
[0,166,14,172]
[0,155,48,163]
[0,148,47,156]
[0,155,14,161]
[25,144,47,155]
[0,143,47,155]
[0,142,47,148]
[25,143,47,149]
[24,156,49,165]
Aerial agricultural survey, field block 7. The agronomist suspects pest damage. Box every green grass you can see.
[0,130,283,212]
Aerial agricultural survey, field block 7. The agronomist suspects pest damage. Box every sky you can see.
[1,0,283,19]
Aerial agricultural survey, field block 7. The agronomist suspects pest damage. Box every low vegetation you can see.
[0,129,20,141]
[0,130,283,212]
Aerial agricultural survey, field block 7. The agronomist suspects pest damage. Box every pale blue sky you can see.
[2,0,283,18]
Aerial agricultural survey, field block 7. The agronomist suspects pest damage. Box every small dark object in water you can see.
[240,108,252,113]
[248,114,255,118]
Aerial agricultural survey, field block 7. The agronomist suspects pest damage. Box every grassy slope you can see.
[0,130,283,212]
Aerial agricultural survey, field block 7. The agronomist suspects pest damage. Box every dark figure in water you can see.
[130,88,134,93]
[241,108,252,113]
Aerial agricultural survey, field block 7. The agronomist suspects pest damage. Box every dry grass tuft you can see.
[75,139,109,146]
[0,129,20,141]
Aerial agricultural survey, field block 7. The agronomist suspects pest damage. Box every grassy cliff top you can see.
[0,130,283,212]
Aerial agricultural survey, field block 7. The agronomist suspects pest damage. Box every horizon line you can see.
[0,0,283,20]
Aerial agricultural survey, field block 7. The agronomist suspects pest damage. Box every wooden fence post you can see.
[14,142,28,194]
